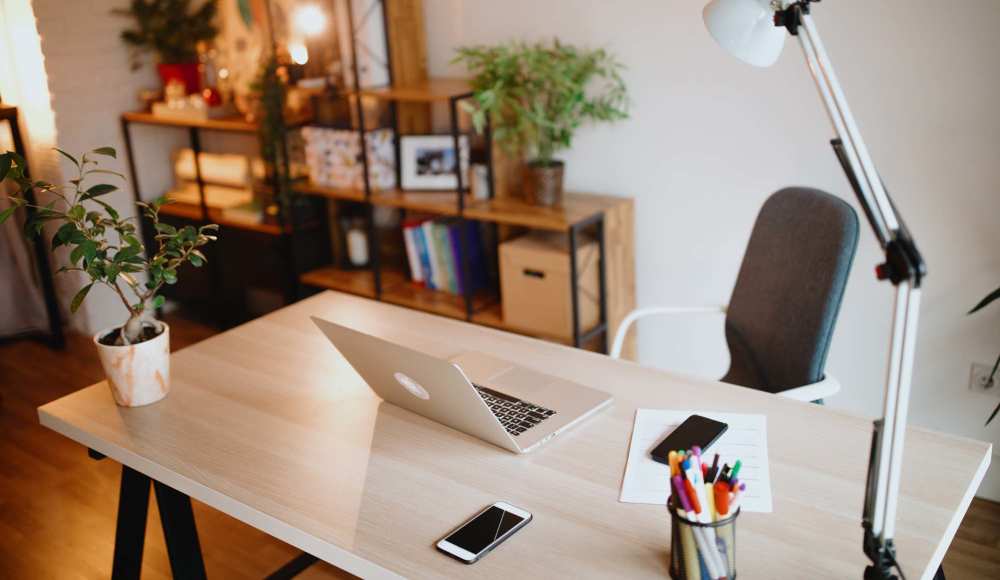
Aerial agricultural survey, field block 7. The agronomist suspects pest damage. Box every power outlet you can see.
[969,362,998,394]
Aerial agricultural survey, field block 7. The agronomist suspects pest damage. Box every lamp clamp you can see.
[774,1,819,35]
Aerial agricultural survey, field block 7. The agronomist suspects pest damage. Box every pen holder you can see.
[668,497,740,580]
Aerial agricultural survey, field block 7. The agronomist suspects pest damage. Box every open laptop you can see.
[312,317,613,454]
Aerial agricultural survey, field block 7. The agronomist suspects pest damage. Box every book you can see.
[432,221,458,293]
[445,220,487,296]
[401,218,424,284]
[421,220,444,290]
[414,224,434,290]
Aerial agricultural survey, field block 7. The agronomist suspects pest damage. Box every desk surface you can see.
[38,291,991,579]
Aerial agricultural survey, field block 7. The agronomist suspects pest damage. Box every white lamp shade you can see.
[703,0,786,67]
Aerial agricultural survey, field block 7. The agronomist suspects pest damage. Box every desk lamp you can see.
[702,1,927,578]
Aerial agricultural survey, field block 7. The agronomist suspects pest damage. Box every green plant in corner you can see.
[453,39,629,166]
[0,147,217,346]
[115,0,219,69]
[969,286,1000,425]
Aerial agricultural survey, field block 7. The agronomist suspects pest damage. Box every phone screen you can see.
[444,506,527,555]
[650,414,728,465]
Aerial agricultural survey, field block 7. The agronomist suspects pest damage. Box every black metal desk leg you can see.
[112,466,151,580]
[153,481,207,580]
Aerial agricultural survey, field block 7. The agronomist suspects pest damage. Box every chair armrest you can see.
[609,305,727,359]
[777,375,841,402]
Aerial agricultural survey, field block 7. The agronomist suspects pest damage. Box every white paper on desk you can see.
[619,409,773,512]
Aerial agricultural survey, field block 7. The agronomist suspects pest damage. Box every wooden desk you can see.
[38,291,991,579]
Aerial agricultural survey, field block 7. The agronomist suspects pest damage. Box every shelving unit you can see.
[120,111,329,327]
[117,0,635,353]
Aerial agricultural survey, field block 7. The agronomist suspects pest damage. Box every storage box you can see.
[499,232,600,341]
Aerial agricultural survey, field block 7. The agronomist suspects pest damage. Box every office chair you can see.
[610,187,860,402]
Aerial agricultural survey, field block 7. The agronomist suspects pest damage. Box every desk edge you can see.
[37,402,406,580]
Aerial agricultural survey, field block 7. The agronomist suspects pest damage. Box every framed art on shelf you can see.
[400,135,470,191]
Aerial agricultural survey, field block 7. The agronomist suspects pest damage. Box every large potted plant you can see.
[454,40,629,207]
[0,147,217,406]
[115,0,219,94]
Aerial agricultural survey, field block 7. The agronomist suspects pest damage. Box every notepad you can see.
[620,409,773,512]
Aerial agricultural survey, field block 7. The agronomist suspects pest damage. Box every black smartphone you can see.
[649,414,728,465]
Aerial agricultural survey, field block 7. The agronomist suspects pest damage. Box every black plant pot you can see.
[524,160,565,207]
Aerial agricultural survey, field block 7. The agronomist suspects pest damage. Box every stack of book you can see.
[402,218,487,295]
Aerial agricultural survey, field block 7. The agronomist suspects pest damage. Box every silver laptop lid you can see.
[311,316,520,453]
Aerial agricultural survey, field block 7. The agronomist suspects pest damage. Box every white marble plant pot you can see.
[93,322,170,407]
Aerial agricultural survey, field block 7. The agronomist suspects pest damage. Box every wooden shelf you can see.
[300,266,378,298]
[355,78,471,102]
[158,201,284,236]
[292,184,629,232]
[300,265,500,323]
[464,194,621,232]
[122,111,312,133]
[370,190,460,215]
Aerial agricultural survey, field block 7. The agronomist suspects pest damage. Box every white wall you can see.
[425,0,1000,498]
[23,0,999,497]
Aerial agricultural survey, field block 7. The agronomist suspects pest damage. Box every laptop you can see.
[312,317,613,454]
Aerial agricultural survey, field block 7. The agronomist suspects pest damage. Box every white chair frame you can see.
[610,306,841,402]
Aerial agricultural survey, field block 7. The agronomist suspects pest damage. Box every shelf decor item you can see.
[399,135,469,191]
[302,126,396,191]
[0,147,218,407]
[115,0,220,94]
[454,39,628,207]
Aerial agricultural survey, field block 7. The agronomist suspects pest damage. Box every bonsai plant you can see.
[969,286,1000,425]
[115,0,219,93]
[454,39,628,207]
[0,146,217,406]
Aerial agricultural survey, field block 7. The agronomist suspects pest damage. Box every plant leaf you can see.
[91,146,117,158]
[83,183,118,199]
[86,168,126,179]
[0,205,16,225]
[969,286,1000,315]
[70,283,93,313]
[54,147,80,168]
[151,295,166,309]
[68,205,86,221]
[155,222,176,235]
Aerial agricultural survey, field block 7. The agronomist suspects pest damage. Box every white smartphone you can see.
[436,501,532,564]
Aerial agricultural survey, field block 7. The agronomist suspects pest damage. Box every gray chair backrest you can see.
[721,187,859,393]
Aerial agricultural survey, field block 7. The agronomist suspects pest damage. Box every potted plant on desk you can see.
[0,147,217,407]
[115,0,219,94]
[454,39,629,207]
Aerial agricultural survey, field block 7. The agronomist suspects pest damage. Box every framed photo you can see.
[400,135,470,190]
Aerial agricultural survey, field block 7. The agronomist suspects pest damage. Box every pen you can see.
[729,459,742,482]
[671,476,705,579]
[673,475,725,579]
[705,481,717,522]
[668,450,678,477]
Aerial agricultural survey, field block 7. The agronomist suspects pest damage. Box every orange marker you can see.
[683,478,702,514]
[714,480,730,517]
[668,450,679,476]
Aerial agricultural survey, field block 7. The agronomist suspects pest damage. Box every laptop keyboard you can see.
[474,385,556,437]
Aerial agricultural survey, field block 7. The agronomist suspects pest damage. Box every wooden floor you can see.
[0,312,352,579]
[0,312,996,579]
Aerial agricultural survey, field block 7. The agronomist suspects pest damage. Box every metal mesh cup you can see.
[668,496,740,579]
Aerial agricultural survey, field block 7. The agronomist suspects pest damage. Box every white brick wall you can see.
[32,0,172,333]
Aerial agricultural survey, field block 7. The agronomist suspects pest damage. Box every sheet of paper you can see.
[619,409,773,512]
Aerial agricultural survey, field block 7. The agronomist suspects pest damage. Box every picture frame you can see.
[400,135,470,191]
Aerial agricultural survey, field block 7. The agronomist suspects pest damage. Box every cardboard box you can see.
[499,232,600,341]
